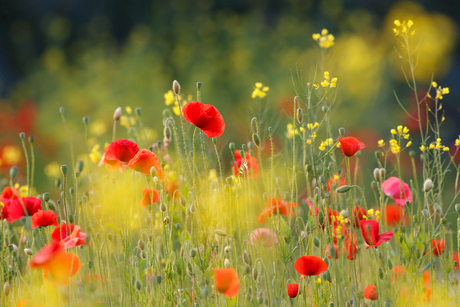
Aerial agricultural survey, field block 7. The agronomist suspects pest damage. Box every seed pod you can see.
[43,192,50,202]
[373,168,381,181]
[423,179,433,192]
[441,218,447,225]
[113,107,122,121]
[214,229,228,237]
[172,80,181,95]
[336,185,351,193]
[252,133,260,148]
[224,259,231,268]
[61,165,68,176]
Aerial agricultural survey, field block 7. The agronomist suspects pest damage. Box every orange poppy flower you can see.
[363,284,378,300]
[338,137,365,157]
[294,256,328,276]
[140,188,160,207]
[128,149,163,179]
[213,268,239,297]
[31,210,59,229]
[257,197,297,224]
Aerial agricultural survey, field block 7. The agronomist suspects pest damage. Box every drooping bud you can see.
[252,133,260,148]
[24,248,33,256]
[379,168,386,179]
[164,126,172,141]
[340,210,348,219]
[229,142,235,151]
[336,185,351,193]
[163,216,170,225]
[242,252,252,266]
[113,107,122,121]
[455,204,460,215]
[3,282,10,296]
[296,107,303,124]
[160,203,167,213]
[138,240,145,251]
[423,178,433,192]
[338,127,345,136]
[314,237,320,247]
[214,229,228,237]
[173,80,181,95]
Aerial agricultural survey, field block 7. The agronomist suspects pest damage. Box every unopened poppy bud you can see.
[314,237,320,247]
[28,135,35,143]
[83,116,89,125]
[4,282,10,296]
[252,133,260,147]
[229,142,235,151]
[379,267,384,279]
[189,203,196,214]
[319,175,326,183]
[163,216,170,225]
[258,296,264,304]
[423,179,433,192]
[160,203,167,213]
[190,249,197,258]
[42,192,50,202]
[441,217,447,225]
[306,164,312,173]
[9,165,18,180]
[379,168,385,179]
[409,150,415,158]
[268,126,273,134]
[338,127,345,136]
[384,301,392,307]
[296,107,303,123]
[8,244,17,252]
[328,245,336,258]
[400,225,405,233]
[336,185,351,193]
[135,107,142,116]
[61,165,68,176]
[135,280,142,291]
[373,168,381,181]
[340,210,348,219]
[224,258,231,268]
[156,275,162,284]
[214,229,228,237]
[107,233,113,241]
[371,181,378,191]
[172,80,181,95]
[455,204,460,215]
[422,209,428,218]
[322,105,329,113]
[387,259,393,270]
[375,151,381,159]
[113,107,122,121]
[19,132,25,140]
[164,126,172,141]
[24,248,33,256]
[175,223,181,231]
[224,246,231,254]
[252,268,258,281]
[68,215,75,223]
[59,107,65,114]
[243,252,251,266]
[138,240,145,251]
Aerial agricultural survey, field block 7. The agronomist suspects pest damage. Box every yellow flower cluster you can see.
[429,81,450,100]
[313,71,337,89]
[393,19,414,36]
[319,138,334,151]
[305,122,319,144]
[363,209,381,220]
[120,106,136,128]
[164,91,190,116]
[377,139,385,147]
[251,82,269,99]
[420,138,450,153]
[312,28,335,49]
[391,125,410,139]
[455,136,460,147]
[89,144,102,163]
[286,123,305,139]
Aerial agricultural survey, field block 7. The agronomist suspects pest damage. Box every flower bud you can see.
[83,116,90,125]
[268,126,273,134]
[455,204,460,215]
[24,248,33,256]
[224,246,231,254]
[314,237,320,247]
[373,168,381,181]
[338,127,345,136]
[189,203,196,214]
[59,107,65,115]
[336,185,351,193]
[135,280,142,291]
[229,142,235,151]
[28,136,35,143]
[252,133,260,148]
[318,212,324,226]
[379,168,386,179]
[61,165,68,176]
[422,209,428,218]
[214,229,228,237]
[160,203,167,213]
[3,282,10,296]
[322,105,329,113]
[19,132,26,140]
[340,210,348,219]
[242,252,251,266]
[138,240,145,251]
[296,107,303,124]
[224,258,231,268]
[156,275,162,284]
[113,107,122,121]
[379,267,384,279]
[135,107,141,116]
[172,80,181,95]
[423,179,433,192]
[163,216,170,225]
[164,127,172,141]
[9,165,18,180]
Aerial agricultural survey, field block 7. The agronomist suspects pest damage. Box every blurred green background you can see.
[0,0,459,193]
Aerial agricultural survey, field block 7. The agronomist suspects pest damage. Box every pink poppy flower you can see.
[382,177,412,207]
[250,228,279,249]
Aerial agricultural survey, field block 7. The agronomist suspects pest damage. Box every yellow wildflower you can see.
[286,123,300,139]
[44,162,61,178]
[89,144,102,163]
[312,29,335,48]
[126,106,132,114]
[455,136,460,147]
[406,141,412,147]
[420,145,426,152]
[164,90,176,106]
[377,139,385,147]
[315,278,321,284]
[252,82,269,99]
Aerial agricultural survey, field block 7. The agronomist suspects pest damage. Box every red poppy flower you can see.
[385,204,409,227]
[31,210,59,229]
[233,150,259,178]
[431,239,445,257]
[352,206,366,228]
[294,255,328,276]
[165,181,179,198]
[286,283,299,298]
[326,244,339,259]
[127,149,163,178]
[338,137,365,157]
[140,188,160,207]
[363,285,378,300]
[344,233,358,260]
[359,220,393,249]
[1,187,20,200]
[382,177,412,207]
[182,101,225,138]
[7,197,42,222]
[213,268,239,297]
[60,225,87,249]
[257,197,298,224]
[29,241,81,286]
[0,198,11,221]
[98,139,139,171]
[51,223,75,242]
[422,270,430,286]
[390,266,405,283]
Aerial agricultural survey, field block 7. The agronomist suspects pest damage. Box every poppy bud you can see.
[379,267,384,279]
[135,280,142,291]
[19,132,25,140]
[379,168,385,179]
[224,258,231,268]
[258,296,264,305]
[24,248,33,256]
[322,105,329,113]
[336,185,351,193]
[441,217,447,225]
[179,196,186,208]
[214,229,228,237]
[164,127,172,141]
[42,192,50,202]
[340,210,348,219]
[373,168,381,181]
[113,107,122,121]
[59,107,65,114]
[423,179,433,192]
[252,267,258,281]
[135,107,142,116]
[61,164,68,176]
[268,126,273,134]
[243,252,252,266]
[160,203,167,213]
[375,151,381,159]
[28,135,35,143]
[409,150,415,157]
[138,240,145,251]
[172,80,181,95]
[163,216,170,225]
[4,282,10,296]
[323,270,331,282]
[107,233,113,241]
[229,142,235,151]
[387,259,393,270]
[9,165,18,180]
[318,175,325,183]
[252,133,260,148]
[422,209,428,218]
[314,237,320,247]
[296,107,303,124]
[305,164,312,173]
[83,115,90,125]
[338,127,345,136]
[371,181,378,191]
[384,301,392,307]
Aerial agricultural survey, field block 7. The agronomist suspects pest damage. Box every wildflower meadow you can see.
[1,9,460,307]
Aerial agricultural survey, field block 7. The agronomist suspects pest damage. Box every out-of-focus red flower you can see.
[98,139,139,171]
[344,233,358,260]
[326,244,339,259]
[422,270,430,286]
[17,300,43,307]
[51,223,75,242]
[390,266,405,283]
[182,101,225,138]
[352,206,366,228]
[233,150,259,178]
[250,228,278,249]
[29,241,81,286]
[213,268,239,297]
[286,283,299,298]
[257,197,297,224]
[140,188,160,207]
[165,181,179,198]
[338,137,365,157]
[127,149,163,179]
[453,251,460,270]
[385,204,409,227]
[0,198,11,221]
[60,225,87,249]
[422,288,432,302]
[7,197,42,222]
[1,187,20,200]
[431,239,445,257]
[326,174,346,192]
[363,285,378,300]
[359,220,393,249]
[382,177,412,207]
[31,210,59,229]
[294,256,327,276]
